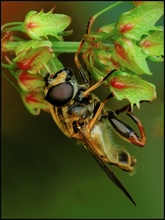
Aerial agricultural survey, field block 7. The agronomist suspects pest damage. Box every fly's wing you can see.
[79,128,137,206]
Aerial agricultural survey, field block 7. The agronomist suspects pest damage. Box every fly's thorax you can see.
[66,92,100,122]
[49,91,105,142]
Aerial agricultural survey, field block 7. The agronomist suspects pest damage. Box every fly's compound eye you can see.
[45,82,74,107]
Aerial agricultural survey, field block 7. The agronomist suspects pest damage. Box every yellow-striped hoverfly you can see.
[44,64,146,206]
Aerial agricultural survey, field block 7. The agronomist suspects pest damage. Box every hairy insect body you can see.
[44,67,143,206]
[48,88,135,172]
[49,93,100,140]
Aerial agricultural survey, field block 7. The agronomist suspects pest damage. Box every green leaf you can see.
[23,9,71,40]
[92,47,117,72]
[13,46,54,74]
[138,30,164,58]
[15,40,52,55]
[41,53,64,77]
[21,91,50,115]
[147,55,164,63]
[112,37,151,75]
[108,71,157,108]
[16,70,44,92]
[115,1,164,41]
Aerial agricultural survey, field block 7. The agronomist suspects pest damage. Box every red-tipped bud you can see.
[14,46,53,74]
[17,70,44,92]
[21,91,50,115]
[24,8,71,40]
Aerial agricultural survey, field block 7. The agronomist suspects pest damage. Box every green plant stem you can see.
[2,72,21,93]
[93,1,123,19]
[1,63,15,69]
[51,41,88,53]
[3,41,87,54]
[52,41,113,53]
[3,40,113,54]
[1,21,23,30]
[88,1,123,33]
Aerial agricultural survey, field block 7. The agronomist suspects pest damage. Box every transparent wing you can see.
[79,128,137,206]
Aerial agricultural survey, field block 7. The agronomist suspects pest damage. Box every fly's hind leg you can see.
[108,104,146,147]
[87,90,146,147]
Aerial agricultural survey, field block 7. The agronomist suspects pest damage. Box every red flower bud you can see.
[17,70,44,92]
[14,46,53,74]
[24,9,71,40]
[21,91,50,115]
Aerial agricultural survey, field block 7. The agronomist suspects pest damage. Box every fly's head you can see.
[44,67,79,107]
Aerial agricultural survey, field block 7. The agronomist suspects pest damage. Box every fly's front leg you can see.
[88,93,114,130]
[74,16,94,87]
[108,104,146,147]
[74,39,91,86]
[74,4,112,87]
[83,69,116,97]
[83,71,116,130]
[74,5,95,75]
[76,69,116,103]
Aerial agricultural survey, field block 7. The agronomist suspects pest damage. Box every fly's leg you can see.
[74,6,96,85]
[88,93,114,130]
[74,17,94,87]
[74,39,92,86]
[76,69,116,102]
[108,104,146,147]
[87,90,146,147]
[83,69,116,96]
[74,2,122,86]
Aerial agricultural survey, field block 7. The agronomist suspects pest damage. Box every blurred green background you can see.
[1,1,164,219]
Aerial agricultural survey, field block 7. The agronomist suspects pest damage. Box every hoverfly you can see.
[44,65,146,206]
